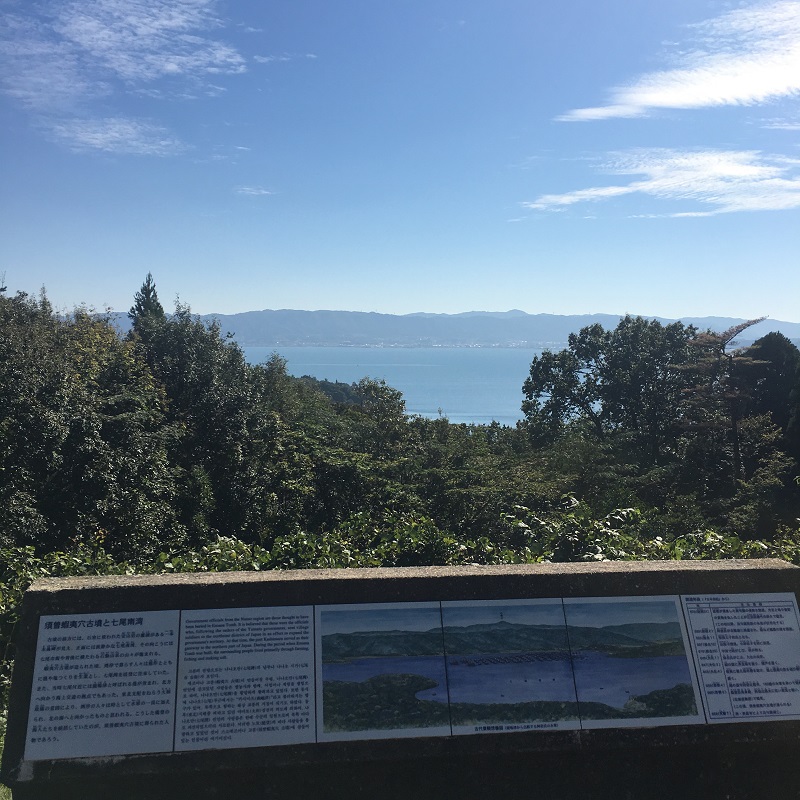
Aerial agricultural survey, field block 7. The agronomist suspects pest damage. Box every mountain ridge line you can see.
[109,309,800,348]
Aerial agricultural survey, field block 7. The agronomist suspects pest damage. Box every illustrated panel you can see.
[441,599,581,735]
[315,602,451,741]
[563,596,705,729]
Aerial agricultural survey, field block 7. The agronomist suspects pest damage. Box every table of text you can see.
[683,594,800,722]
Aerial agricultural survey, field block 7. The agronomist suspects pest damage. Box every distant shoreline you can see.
[248,342,565,349]
[107,310,800,350]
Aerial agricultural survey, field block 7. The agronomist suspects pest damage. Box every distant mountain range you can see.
[321,620,684,662]
[110,309,800,348]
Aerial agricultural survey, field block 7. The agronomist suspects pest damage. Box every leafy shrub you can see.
[499,495,800,565]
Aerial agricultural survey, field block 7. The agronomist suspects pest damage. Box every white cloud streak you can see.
[762,118,800,129]
[0,0,245,154]
[253,53,317,64]
[254,54,291,64]
[53,0,245,83]
[560,1,800,121]
[236,186,274,196]
[0,14,109,113]
[524,149,800,216]
[51,117,185,155]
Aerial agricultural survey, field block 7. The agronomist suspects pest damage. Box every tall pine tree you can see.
[129,273,164,325]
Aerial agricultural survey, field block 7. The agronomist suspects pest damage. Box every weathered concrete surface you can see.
[3,559,800,800]
[11,558,798,615]
[24,556,799,591]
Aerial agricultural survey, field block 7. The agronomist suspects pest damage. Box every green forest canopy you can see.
[3,277,800,709]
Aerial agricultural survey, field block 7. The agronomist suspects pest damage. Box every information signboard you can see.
[683,593,800,722]
[175,606,315,750]
[24,610,179,760]
[20,592,800,760]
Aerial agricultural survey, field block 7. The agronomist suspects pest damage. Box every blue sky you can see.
[563,599,682,628]
[2,0,799,320]
[321,604,442,635]
[441,599,566,628]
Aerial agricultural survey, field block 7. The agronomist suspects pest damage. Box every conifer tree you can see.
[128,273,165,325]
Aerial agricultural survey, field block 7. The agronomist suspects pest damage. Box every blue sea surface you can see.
[443,653,576,705]
[322,653,579,706]
[322,651,694,713]
[571,651,693,709]
[244,346,547,426]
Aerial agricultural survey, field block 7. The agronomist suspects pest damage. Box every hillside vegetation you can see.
[3,277,800,714]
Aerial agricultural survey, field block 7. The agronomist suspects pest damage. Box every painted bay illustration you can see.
[319,603,451,737]
[319,597,703,739]
[441,600,581,732]
[563,598,702,726]
[320,600,585,736]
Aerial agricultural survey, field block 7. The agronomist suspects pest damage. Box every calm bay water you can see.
[321,651,690,709]
[571,652,693,709]
[443,654,576,705]
[243,346,547,426]
[322,653,576,705]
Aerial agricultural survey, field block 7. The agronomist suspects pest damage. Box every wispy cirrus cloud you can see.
[253,53,317,64]
[524,149,800,216]
[0,0,246,154]
[235,186,274,196]
[761,117,800,130]
[560,1,800,121]
[51,117,184,155]
[53,0,245,83]
[0,13,109,114]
